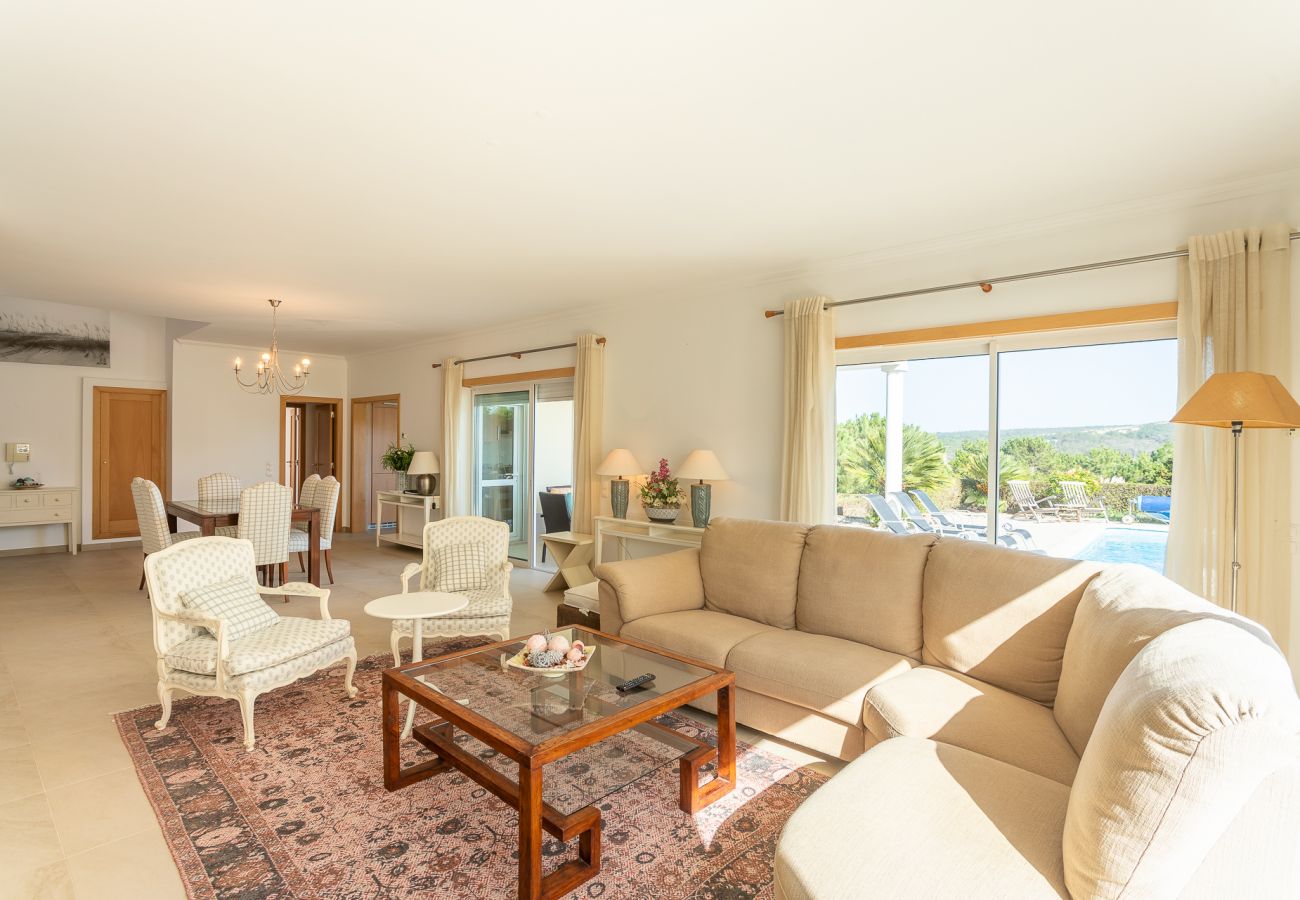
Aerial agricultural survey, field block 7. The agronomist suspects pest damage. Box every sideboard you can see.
[0,486,79,554]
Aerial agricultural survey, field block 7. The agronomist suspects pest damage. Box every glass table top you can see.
[396,627,721,814]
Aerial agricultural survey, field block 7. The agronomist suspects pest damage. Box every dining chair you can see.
[537,490,572,562]
[238,481,292,586]
[145,535,356,750]
[131,477,200,590]
[198,472,242,536]
[390,516,513,661]
[289,475,339,583]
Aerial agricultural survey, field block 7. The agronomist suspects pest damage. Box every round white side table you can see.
[364,590,469,738]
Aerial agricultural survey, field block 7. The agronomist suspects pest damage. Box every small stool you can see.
[557,580,601,630]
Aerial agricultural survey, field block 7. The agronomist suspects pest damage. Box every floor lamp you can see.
[1170,372,1300,613]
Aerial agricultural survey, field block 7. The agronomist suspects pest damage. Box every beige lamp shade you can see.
[1171,372,1300,429]
[596,448,643,477]
[677,449,729,482]
[406,451,440,474]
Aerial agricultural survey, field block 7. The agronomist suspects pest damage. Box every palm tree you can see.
[950,438,1029,508]
[836,413,950,495]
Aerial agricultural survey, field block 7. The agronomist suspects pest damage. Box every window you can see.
[835,321,1176,572]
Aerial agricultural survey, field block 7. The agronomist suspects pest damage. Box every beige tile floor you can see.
[0,534,839,900]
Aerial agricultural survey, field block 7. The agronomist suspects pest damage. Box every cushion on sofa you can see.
[862,665,1080,786]
[774,737,1070,900]
[921,539,1101,705]
[795,526,935,659]
[700,518,809,629]
[1063,619,1300,900]
[728,629,914,726]
[165,616,352,676]
[594,548,705,626]
[619,608,777,667]
[1052,564,1262,756]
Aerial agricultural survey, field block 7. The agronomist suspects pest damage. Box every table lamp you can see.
[407,451,440,497]
[1170,371,1300,612]
[596,448,643,518]
[677,449,729,528]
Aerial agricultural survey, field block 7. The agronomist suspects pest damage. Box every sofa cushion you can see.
[1053,564,1259,756]
[862,665,1079,786]
[728,629,914,726]
[700,518,809,629]
[619,608,777,667]
[1064,619,1300,900]
[796,526,935,659]
[922,539,1101,705]
[595,548,705,626]
[165,616,352,676]
[774,737,1070,900]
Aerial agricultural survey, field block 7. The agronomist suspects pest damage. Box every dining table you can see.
[164,499,323,586]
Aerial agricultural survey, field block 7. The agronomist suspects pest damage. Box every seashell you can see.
[565,647,585,663]
[546,634,571,654]
[524,634,548,653]
[571,640,585,653]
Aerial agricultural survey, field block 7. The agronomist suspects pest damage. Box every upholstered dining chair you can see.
[131,477,199,590]
[197,472,241,536]
[390,516,513,662]
[238,481,292,586]
[145,536,357,750]
[289,475,339,583]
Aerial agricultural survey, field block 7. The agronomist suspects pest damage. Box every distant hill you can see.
[934,421,1173,457]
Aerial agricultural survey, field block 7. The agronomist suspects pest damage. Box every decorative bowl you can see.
[643,506,680,523]
[505,645,596,677]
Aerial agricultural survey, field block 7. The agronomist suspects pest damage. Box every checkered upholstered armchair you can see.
[197,472,241,536]
[146,536,357,750]
[131,477,199,590]
[391,516,513,661]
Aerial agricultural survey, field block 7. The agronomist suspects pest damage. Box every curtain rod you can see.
[431,337,606,369]
[763,231,1300,318]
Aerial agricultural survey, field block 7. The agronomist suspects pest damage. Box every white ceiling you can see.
[2,1,1299,353]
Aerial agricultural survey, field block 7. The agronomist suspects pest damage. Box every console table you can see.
[376,491,441,549]
[593,516,704,565]
[0,486,79,554]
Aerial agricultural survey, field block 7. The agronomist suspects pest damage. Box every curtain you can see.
[1166,224,1292,647]
[571,334,605,534]
[780,297,836,524]
[440,357,474,517]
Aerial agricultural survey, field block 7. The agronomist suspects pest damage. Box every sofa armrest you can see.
[594,548,705,630]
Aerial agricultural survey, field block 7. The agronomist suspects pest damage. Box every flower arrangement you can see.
[380,440,414,472]
[639,458,684,510]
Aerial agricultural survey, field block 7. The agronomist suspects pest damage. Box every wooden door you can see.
[93,387,167,539]
[350,400,371,531]
[371,402,399,503]
[307,404,334,478]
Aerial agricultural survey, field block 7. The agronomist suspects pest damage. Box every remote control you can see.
[616,673,655,693]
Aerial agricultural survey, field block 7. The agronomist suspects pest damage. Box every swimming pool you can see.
[1075,527,1168,572]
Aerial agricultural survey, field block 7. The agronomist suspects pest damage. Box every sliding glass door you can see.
[473,390,531,561]
[835,322,1177,573]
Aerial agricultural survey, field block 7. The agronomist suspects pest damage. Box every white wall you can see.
[170,340,348,529]
[0,306,169,550]
[348,176,1300,646]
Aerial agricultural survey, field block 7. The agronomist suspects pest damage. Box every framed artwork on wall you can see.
[0,295,110,367]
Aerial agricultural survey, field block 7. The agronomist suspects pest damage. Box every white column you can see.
[883,363,908,494]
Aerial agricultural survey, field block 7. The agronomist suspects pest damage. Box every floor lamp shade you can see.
[1171,372,1300,612]
[597,449,643,519]
[677,450,730,528]
[407,451,440,496]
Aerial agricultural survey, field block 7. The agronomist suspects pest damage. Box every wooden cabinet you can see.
[0,488,79,553]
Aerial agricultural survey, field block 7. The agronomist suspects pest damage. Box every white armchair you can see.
[145,536,357,750]
[390,516,513,662]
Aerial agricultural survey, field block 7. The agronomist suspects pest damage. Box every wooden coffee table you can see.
[381,626,736,900]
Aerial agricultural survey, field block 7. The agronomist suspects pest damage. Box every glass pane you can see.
[995,339,1176,570]
[473,390,530,559]
[534,393,574,570]
[836,353,990,539]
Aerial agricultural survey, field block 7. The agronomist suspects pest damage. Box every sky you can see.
[836,338,1178,432]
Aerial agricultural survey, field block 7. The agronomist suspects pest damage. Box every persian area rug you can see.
[114,641,828,899]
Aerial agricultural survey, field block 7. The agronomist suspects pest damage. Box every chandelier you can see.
[233,299,311,395]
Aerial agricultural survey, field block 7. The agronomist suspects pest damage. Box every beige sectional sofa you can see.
[595,517,1300,899]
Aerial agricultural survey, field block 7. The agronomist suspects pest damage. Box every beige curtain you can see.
[571,334,605,534]
[440,357,474,517]
[780,297,836,524]
[1166,224,1292,647]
